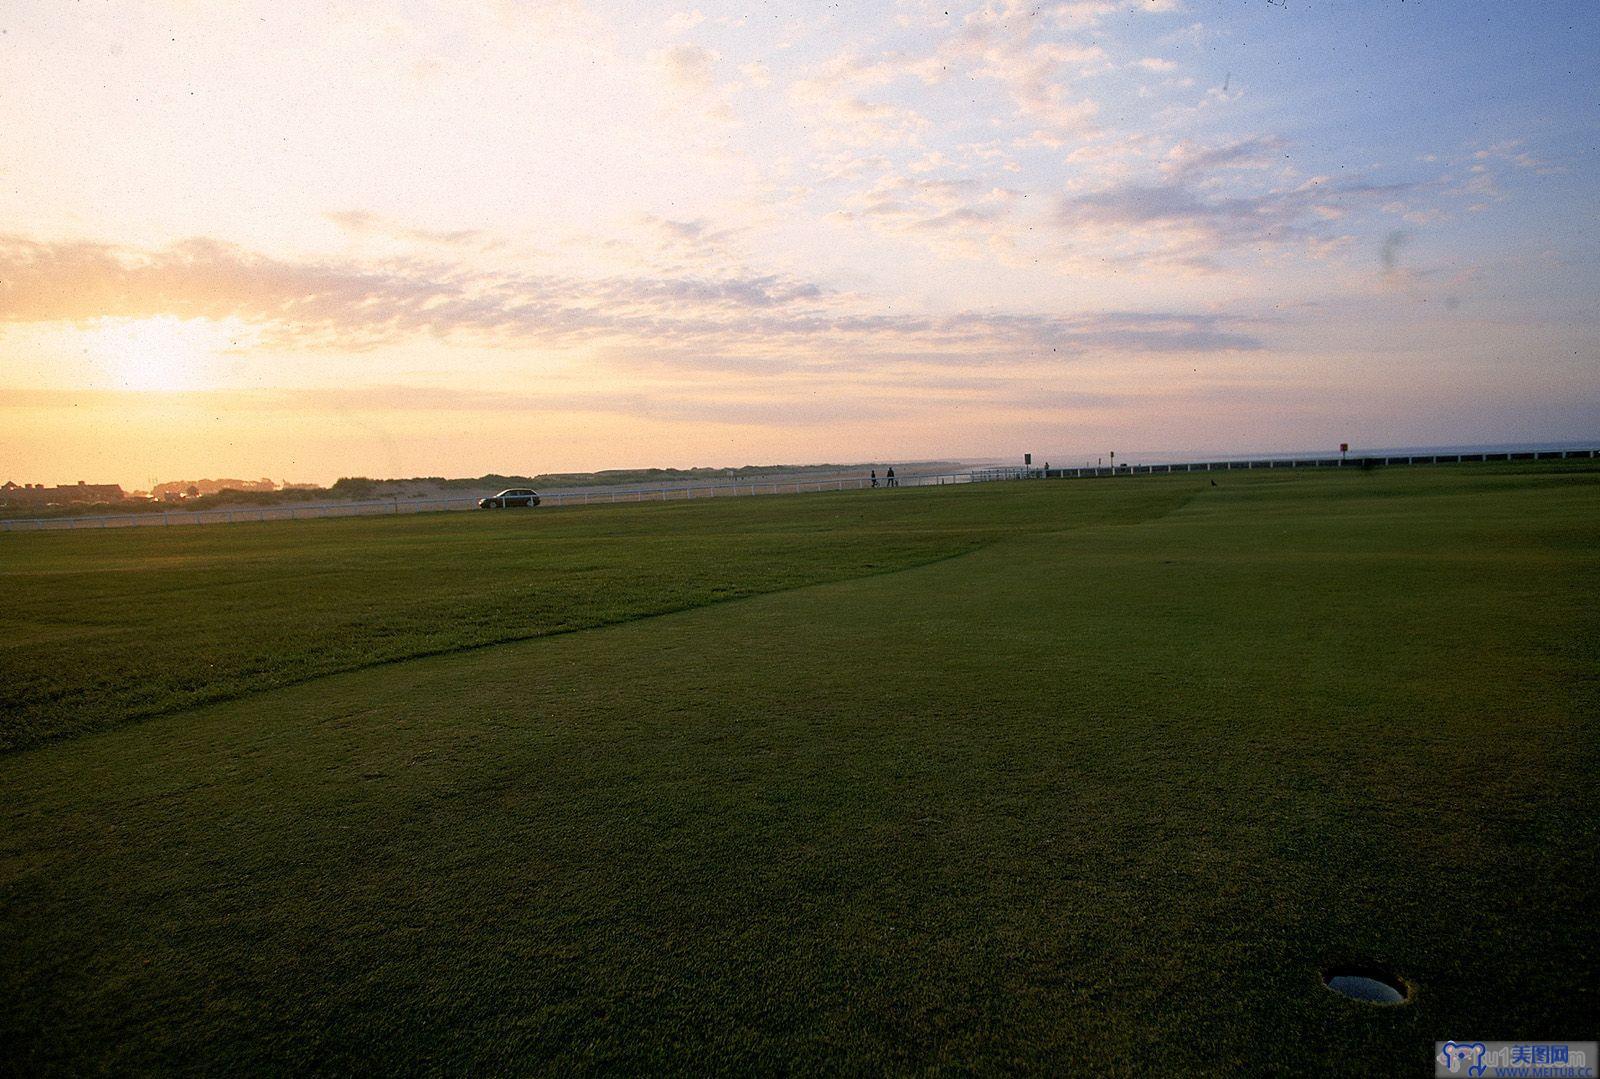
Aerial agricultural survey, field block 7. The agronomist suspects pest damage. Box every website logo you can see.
[1435,1041,1596,1078]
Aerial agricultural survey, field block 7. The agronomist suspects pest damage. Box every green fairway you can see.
[1,485,1121,752]
[2,466,1597,1074]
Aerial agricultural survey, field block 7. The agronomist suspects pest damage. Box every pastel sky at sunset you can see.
[1,0,1596,486]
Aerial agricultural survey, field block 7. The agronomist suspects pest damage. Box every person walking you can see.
[886,466,897,488]
[870,469,878,488]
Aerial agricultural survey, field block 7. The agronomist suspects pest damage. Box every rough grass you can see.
[1,465,1596,1074]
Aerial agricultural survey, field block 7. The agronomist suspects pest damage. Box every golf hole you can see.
[1322,966,1411,1004]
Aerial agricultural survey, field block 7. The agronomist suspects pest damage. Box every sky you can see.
[1,0,1596,487]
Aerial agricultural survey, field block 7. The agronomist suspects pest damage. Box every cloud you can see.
[660,43,718,92]
[1424,136,1566,215]
[638,215,748,267]
[789,55,933,148]
[604,273,825,310]
[325,210,492,248]
[791,0,1198,246]
[934,6,1109,137]
[664,9,706,34]
[790,0,1184,152]
[739,60,772,89]
[325,210,381,232]
[0,234,699,350]
[655,41,742,124]
[1159,134,1285,180]
[1058,137,1410,269]
[0,382,906,427]
[1471,138,1564,175]
[951,310,1264,355]
[833,174,1023,255]
[0,233,1267,365]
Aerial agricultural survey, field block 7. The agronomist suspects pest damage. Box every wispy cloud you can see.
[325,210,495,248]
[833,174,1020,240]
[1057,136,1410,270]
[660,42,718,92]
[0,233,1267,362]
[793,0,1142,151]
[1158,134,1286,181]
[664,9,706,34]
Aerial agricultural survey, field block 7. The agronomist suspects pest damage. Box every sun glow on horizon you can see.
[83,316,233,393]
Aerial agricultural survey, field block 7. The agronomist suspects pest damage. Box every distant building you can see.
[0,480,126,505]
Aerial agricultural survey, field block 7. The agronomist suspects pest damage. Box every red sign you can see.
[1340,443,1349,453]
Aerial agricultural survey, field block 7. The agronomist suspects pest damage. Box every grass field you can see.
[2,465,1597,1074]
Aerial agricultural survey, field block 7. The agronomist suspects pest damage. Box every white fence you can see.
[0,470,975,532]
[1023,446,1596,480]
